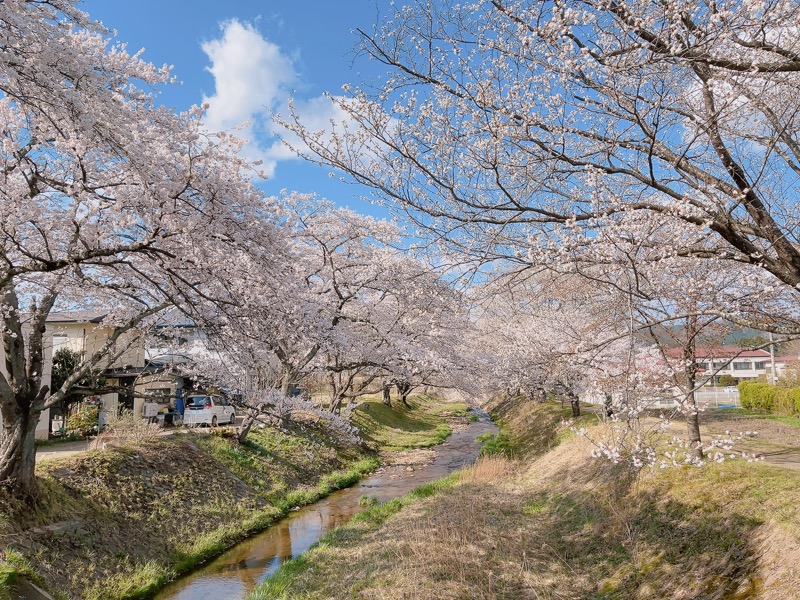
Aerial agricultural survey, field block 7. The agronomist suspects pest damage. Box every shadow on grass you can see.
[516,480,763,599]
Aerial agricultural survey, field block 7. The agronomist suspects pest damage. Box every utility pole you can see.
[769,332,778,385]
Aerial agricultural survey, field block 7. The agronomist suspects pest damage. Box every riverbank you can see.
[250,398,800,599]
[0,395,465,600]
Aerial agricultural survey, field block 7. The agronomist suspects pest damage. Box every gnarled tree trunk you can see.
[0,406,41,501]
[395,380,413,408]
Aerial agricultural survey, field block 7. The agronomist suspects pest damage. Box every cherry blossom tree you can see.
[0,0,273,499]
[280,0,800,336]
[474,269,632,413]
[268,196,466,414]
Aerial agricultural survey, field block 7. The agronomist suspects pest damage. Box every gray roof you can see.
[46,311,107,324]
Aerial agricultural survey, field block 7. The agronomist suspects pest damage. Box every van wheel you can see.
[211,416,218,427]
[229,413,236,425]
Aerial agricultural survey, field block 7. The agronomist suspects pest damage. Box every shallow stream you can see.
[152,411,497,600]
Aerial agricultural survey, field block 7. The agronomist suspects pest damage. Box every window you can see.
[733,362,751,371]
[52,334,69,352]
[754,362,767,370]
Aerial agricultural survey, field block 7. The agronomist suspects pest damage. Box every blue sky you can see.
[81,0,387,216]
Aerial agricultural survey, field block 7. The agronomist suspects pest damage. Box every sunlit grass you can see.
[728,408,800,428]
[350,395,455,451]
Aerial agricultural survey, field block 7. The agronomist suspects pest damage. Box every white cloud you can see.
[201,19,295,131]
[200,19,297,177]
[266,94,356,161]
[200,19,365,180]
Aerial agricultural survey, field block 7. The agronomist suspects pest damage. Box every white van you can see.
[183,394,236,427]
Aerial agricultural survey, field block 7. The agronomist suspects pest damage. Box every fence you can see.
[582,387,741,409]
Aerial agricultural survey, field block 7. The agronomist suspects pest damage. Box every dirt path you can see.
[36,439,94,461]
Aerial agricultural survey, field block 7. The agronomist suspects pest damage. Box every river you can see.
[152,411,497,600]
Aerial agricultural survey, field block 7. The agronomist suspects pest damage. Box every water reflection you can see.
[154,412,497,600]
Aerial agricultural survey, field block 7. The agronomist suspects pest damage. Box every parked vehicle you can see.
[183,394,235,427]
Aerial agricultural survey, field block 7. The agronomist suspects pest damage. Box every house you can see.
[41,309,217,434]
[63,310,203,424]
[676,347,786,385]
[0,310,143,439]
[45,311,147,435]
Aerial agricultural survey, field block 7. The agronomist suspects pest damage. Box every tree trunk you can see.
[0,409,40,501]
[395,381,413,408]
[330,394,344,415]
[382,385,392,406]
[569,392,581,417]
[604,393,614,418]
[684,315,703,461]
[280,372,293,397]
[685,395,702,460]
[236,411,258,444]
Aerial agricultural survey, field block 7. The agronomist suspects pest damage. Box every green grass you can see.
[87,451,379,600]
[357,494,379,507]
[34,433,83,447]
[275,457,380,511]
[727,408,800,428]
[193,426,363,501]
[484,398,599,457]
[350,395,457,451]
[477,430,514,457]
[0,550,39,600]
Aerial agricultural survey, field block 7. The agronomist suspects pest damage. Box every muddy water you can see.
[153,411,497,600]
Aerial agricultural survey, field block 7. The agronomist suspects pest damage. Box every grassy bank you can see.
[350,394,466,451]
[249,397,800,599]
[0,395,458,600]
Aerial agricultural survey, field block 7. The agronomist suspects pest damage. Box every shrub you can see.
[66,406,99,436]
[358,494,379,507]
[739,381,800,416]
[91,409,161,448]
[738,381,776,411]
[477,431,514,457]
[717,374,736,387]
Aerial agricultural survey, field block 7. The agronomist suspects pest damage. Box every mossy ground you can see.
[0,395,456,600]
[249,398,800,600]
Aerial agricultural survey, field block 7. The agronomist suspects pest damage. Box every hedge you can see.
[739,381,800,415]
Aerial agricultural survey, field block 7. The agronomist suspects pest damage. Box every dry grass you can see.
[89,409,163,450]
[460,454,514,484]
[252,399,800,600]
